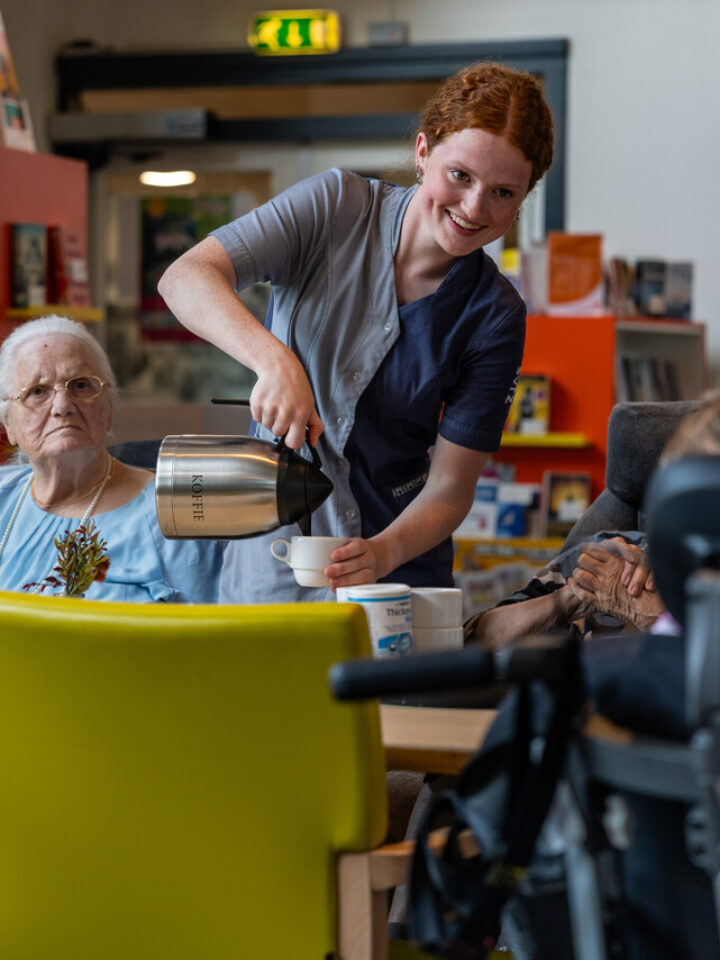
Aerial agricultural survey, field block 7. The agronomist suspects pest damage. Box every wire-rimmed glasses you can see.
[10,376,109,409]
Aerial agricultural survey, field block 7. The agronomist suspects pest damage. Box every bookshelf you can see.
[496,313,707,503]
[0,146,103,337]
[615,317,706,403]
[6,306,104,322]
[500,432,589,448]
[452,312,706,611]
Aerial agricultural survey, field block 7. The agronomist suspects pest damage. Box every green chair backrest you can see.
[0,590,387,960]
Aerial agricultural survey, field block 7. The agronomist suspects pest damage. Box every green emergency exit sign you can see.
[248,9,341,55]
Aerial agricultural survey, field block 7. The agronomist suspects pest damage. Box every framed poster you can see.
[542,471,592,539]
[140,194,241,340]
[0,95,35,151]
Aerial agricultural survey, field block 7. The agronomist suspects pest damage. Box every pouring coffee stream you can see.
[155,398,333,540]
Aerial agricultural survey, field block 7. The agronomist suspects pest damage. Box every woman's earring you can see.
[415,167,424,185]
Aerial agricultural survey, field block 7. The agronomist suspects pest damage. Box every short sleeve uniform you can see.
[211,168,526,603]
[0,466,226,603]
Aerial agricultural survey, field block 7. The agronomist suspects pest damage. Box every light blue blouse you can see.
[0,466,226,603]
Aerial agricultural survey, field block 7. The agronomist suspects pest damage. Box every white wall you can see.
[3,0,719,378]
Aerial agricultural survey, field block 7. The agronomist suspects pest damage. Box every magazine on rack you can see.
[505,374,551,436]
[541,471,592,539]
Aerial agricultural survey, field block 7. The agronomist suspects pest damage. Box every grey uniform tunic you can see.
[211,168,524,604]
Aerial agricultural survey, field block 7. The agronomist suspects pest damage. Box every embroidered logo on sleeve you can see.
[505,365,522,405]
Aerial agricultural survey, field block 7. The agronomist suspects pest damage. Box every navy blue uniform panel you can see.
[345,251,524,587]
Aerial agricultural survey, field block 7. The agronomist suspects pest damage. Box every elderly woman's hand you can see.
[578,536,654,597]
[569,544,665,630]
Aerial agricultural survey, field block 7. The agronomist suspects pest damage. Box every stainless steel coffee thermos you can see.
[155,434,334,540]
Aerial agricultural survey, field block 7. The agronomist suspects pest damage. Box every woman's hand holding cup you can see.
[270,535,348,587]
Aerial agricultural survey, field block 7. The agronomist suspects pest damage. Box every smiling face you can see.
[4,334,112,465]
[415,126,532,259]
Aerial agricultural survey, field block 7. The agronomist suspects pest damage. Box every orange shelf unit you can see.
[0,146,89,334]
[498,314,617,501]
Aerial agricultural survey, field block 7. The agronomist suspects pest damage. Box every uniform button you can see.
[336,416,345,426]
[383,321,393,333]
[345,509,356,521]
[335,456,344,467]
[352,371,361,382]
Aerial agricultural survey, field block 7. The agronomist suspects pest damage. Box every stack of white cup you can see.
[337,584,464,656]
[410,587,464,653]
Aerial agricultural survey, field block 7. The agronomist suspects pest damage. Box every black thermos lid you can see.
[277,442,333,534]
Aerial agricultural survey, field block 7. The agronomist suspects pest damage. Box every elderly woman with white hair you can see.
[0,315,225,601]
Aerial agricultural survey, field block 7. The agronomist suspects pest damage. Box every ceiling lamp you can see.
[139,170,197,187]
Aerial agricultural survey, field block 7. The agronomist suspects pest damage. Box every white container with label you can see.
[343,583,413,657]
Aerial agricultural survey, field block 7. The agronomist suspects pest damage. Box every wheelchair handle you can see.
[329,642,573,701]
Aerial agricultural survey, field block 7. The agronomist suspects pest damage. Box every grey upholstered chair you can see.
[562,400,701,552]
[109,438,163,471]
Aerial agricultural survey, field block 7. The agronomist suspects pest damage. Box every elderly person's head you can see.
[659,391,720,465]
[0,315,118,464]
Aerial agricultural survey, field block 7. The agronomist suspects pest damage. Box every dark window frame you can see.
[55,39,568,228]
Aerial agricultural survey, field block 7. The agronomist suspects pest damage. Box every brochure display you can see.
[0,11,35,152]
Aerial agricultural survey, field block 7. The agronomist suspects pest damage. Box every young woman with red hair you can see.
[159,62,554,604]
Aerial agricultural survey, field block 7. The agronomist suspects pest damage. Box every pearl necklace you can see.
[32,458,114,509]
[0,455,114,593]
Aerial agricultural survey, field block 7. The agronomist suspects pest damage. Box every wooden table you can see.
[380,704,498,775]
[380,704,633,776]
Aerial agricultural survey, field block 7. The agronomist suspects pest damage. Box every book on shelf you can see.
[47,225,91,307]
[505,374,551,436]
[541,471,592,539]
[606,256,694,320]
[646,357,668,401]
[606,257,637,317]
[0,13,34,152]
[625,356,644,401]
[663,360,682,401]
[546,232,604,316]
[8,222,47,307]
[615,353,630,403]
[0,10,20,98]
[500,246,521,296]
[663,261,693,319]
[634,260,667,317]
[616,353,683,402]
[520,241,548,314]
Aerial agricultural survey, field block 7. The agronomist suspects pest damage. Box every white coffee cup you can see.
[412,625,464,654]
[270,535,347,588]
[411,587,463,628]
[344,583,413,657]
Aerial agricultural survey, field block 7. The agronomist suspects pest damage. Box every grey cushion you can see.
[605,401,700,506]
[563,401,700,551]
